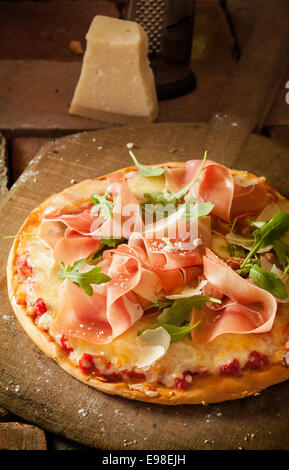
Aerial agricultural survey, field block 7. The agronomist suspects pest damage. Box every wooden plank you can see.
[0,422,47,450]
[0,133,8,200]
[205,0,289,165]
[226,0,289,129]
[0,124,289,450]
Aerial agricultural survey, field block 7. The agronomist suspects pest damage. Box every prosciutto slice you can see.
[52,238,203,344]
[38,211,103,266]
[44,209,97,235]
[105,171,125,196]
[165,160,267,222]
[90,181,144,239]
[192,249,277,343]
[52,244,162,344]
[53,229,102,266]
[156,266,202,294]
[129,207,211,270]
[38,219,102,265]
[38,180,144,265]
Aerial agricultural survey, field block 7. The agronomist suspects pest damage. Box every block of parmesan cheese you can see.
[69,16,159,124]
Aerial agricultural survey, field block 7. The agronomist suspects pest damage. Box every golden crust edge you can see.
[6,162,289,405]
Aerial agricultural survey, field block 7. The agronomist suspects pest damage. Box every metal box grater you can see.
[124,0,196,100]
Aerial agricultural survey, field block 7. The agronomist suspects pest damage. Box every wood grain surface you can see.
[1,123,289,450]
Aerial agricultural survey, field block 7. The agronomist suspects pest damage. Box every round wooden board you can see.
[1,123,289,450]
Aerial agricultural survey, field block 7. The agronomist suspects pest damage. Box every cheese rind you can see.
[69,16,159,124]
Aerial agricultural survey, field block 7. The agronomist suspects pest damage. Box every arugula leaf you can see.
[138,320,202,343]
[90,193,115,219]
[273,239,289,268]
[226,243,235,257]
[226,243,246,258]
[139,294,220,342]
[57,259,111,296]
[129,151,164,177]
[139,151,209,218]
[273,239,289,278]
[143,192,174,206]
[156,295,221,326]
[160,321,203,342]
[249,264,288,299]
[141,151,208,208]
[85,237,125,265]
[237,262,258,277]
[246,220,266,229]
[241,211,289,267]
[99,237,125,248]
[167,150,207,204]
[143,299,174,311]
[4,233,36,239]
[182,197,214,219]
[141,197,176,219]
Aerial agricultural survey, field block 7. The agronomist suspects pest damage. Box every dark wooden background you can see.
[0,124,289,451]
[0,0,289,450]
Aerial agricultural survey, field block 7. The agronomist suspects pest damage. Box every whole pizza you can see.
[7,153,289,404]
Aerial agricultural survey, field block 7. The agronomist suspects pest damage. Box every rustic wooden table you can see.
[0,0,289,450]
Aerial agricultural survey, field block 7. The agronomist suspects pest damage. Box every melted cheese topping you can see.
[12,171,289,387]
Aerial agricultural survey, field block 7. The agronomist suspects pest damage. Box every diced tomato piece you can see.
[60,335,73,353]
[79,353,96,375]
[124,370,146,380]
[220,359,241,376]
[244,351,268,370]
[175,371,194,390]
[32,298,47,320]
[102,372,123,382]
[15,255,32,278]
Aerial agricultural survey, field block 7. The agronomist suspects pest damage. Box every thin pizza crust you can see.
[7,162,289,405]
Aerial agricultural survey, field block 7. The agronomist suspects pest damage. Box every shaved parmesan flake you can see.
[135,327,170,367]
[257,203,280,222]
[233,174,265,187]
[225,231,272,253]
[211,233,229,259]
[166,280,207,299]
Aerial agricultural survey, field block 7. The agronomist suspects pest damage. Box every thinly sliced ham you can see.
[129,208,211,270]
[90,181,144,240]
[38,219,102,265]
[230,175,267,219]
[52,244,148,344]
[53,229,102,266]
[39,180,144,265]
[192,249,277,343]
[52,280,111,343]
[52,238,202,344]
[105,171,125,196]
[45,209,97,235]
[165,160,267,222]
[156,266,202,294]
[38,211,103,265]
